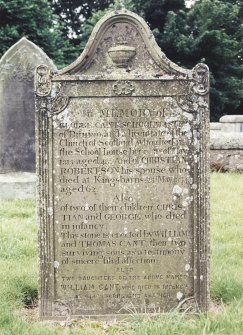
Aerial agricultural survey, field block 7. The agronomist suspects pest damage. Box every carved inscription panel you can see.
[50,91,197,316]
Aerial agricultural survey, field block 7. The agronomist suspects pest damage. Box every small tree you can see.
[49,0,114,64]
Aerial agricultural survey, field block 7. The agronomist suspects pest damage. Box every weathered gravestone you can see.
[0,37,55,172]
[219,115,243,133]
[36,10,210,320]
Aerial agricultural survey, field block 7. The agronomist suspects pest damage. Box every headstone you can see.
[219,115,243,133]
[36,10,210,320]
[0,37,55,172]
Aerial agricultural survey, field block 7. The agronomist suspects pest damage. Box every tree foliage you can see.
[190,0,243,119]
[132,0,185,31]
[48,0,113,63]
[157,0,243,120]
[0,0,66,66]
[49,0,113,39]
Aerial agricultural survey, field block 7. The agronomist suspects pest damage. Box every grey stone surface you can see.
[219,115,243,133]
[0,37,55,173]
[210,122,221,131]
[220,123,243,133]
[210,131,243,150]
[0,172,36,199]
[220,115,243,123]
[36,9,210,320]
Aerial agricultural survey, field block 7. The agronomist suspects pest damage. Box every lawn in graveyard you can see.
[0,172,242,335]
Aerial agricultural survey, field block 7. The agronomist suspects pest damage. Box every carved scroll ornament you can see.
[192,63,209,95]
[36,65,52,96]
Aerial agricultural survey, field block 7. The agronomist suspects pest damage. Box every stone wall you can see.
[210,116,243,172]
[210,149,243,172]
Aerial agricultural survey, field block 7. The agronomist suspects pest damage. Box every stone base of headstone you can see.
[0,172,36,199]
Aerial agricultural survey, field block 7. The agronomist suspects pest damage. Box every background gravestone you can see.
[0,37,55,173]
[219,115,243,133]
[36,9,210,319]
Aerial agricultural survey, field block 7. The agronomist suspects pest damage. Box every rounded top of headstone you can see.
[0,37,56,70]
[57,9,192,78]
[219,115,243,123]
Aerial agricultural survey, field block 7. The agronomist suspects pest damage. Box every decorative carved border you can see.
[35,65,52,97]
[172,64,210,311]
[36,93,55,317]
[192,64,210,312]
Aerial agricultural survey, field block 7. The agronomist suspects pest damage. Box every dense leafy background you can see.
[0,0,242,120]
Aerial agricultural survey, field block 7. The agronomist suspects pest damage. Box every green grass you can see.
[210,173,243,305]
[0,173,242,335]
